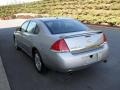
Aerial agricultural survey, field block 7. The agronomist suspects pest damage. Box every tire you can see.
[14,37,20,50]
[34,50,47,74]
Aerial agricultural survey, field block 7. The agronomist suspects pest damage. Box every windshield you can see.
[43,19,89,34]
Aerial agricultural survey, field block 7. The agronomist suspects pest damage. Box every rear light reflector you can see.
[51,39,70,52]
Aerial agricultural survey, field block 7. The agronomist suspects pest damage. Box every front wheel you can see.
[14,37,20,50]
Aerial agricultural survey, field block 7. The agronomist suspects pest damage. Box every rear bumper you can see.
[48,43,109,72]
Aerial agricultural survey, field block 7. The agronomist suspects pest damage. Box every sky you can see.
[0,0,40,6]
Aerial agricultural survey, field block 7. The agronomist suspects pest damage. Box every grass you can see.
[0,0,120,26]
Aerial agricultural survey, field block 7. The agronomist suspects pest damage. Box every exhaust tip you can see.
[103,60,107,63]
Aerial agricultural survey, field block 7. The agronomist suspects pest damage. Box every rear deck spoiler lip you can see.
[60,31,103,38]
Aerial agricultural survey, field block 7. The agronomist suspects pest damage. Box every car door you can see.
[16,21,30,48]
[21,21,39,55]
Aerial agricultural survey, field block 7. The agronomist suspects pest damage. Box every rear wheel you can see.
[34,50,47,73]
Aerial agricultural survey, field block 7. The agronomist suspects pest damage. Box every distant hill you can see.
[0,0,120,26]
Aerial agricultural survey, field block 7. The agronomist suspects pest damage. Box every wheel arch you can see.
[32,47,46,66]
[32,47,38,57]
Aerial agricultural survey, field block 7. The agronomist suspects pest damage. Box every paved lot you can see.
[0,26,120,90]
[0,57,10,90]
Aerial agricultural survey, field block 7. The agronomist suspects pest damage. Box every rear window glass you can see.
[43,19,88,34]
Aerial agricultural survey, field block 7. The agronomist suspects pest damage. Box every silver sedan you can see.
[13,17,109,73]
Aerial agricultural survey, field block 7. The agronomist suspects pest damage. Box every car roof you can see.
[31,17,74,22]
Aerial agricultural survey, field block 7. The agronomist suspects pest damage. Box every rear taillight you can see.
[51,39,70,52]
[103,33,107,43]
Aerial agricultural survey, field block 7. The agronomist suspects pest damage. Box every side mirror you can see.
[16,27,21,31]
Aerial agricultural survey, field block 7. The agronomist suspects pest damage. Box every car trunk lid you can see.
[60,31,104,53]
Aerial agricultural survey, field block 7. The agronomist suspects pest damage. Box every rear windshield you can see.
[43,19,89,34]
